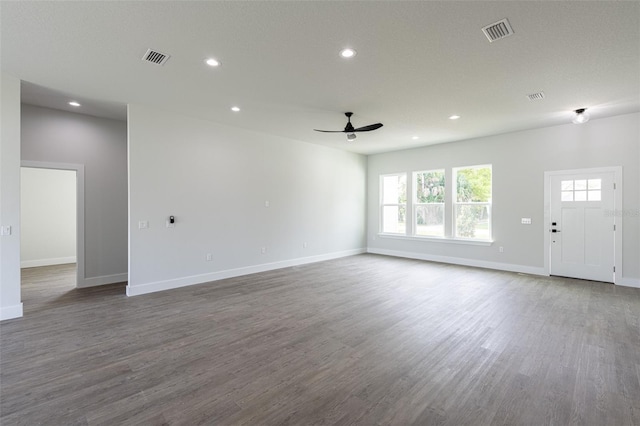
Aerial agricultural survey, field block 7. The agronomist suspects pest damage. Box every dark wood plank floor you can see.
[2,255,639,425]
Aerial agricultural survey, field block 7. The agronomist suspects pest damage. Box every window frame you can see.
[412,169,445,238]
[377,165,493,245]
[452,164,492,241]
[379,172,407,235]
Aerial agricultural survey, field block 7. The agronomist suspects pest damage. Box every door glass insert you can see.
[561,179,601,202]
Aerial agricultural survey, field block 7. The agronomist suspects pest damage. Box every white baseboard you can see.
[21,256,76,268]
[127,248,366,297]
[367,247,547,276]
[78,273,128,288]
[0,303,23,321]
[618,277,640,289]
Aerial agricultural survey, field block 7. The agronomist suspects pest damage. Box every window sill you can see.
[377,233,494,246]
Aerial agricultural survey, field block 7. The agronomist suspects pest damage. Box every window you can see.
[454,165,492,240]
[414,170,445,237]
[561,179,601,201]
[381,173,406,234]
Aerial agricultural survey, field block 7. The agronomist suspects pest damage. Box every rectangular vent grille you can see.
[482,19,514,42]
[527,92,545,101]
[142,49,170,66]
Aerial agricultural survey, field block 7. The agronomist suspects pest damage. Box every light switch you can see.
[521,218,532,225]
[138,220,148,229]
[1,225,11,236]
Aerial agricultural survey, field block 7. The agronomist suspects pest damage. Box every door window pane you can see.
[574,180,587,190]
[575,191,587,201]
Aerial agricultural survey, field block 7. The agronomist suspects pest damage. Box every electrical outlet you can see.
[261,247,266,254]
[264,201,270,208]
[303,242,308,248]
[499,246,504,253]
[138,221,148,229]
[206,253,213,261]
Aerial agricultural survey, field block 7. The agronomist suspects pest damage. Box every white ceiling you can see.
[2,1,638,155]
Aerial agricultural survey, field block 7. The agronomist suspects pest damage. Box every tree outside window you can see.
[414,170,445,237]
[454,165,492,239]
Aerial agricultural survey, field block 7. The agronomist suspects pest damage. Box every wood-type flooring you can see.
[1,255,639,425]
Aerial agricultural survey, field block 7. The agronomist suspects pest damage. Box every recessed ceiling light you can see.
[449,115,460,120]
[412,136,419,140]
[68,101,81,107]
[340,48,356,58]
[205,58,220,67]
[231,106,240,112]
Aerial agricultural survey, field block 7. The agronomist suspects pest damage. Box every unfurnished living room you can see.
[1,1,639,425]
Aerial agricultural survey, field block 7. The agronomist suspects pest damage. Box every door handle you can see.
[550,229,561,233]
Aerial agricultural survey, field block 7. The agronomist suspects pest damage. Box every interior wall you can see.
[21,104,127,286]
[127,104,367,295]
[20,167,76,268]
[0,72,23,320]
[367,112,640,287]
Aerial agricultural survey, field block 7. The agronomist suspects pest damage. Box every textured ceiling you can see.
[1,1,639,154]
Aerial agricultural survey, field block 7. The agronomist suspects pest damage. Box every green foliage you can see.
[456,167,491,202]
[457,206,482,237]
[416,171,445,203]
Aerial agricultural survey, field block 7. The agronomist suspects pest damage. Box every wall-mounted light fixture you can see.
[572,108,590,124]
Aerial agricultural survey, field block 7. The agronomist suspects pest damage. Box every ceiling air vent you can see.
[142,48,170,66]
[482,19,514,42]
[526,91,545,101]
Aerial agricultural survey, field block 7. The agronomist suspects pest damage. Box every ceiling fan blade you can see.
[314,129,346,133]
[353,123,383,132]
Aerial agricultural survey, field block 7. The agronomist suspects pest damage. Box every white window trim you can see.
[412,169,445,238]
[377,233,493,246]
[453,165,492,242]
[379,172,407,235]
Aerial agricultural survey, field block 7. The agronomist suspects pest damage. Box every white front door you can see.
[549,170,615,283]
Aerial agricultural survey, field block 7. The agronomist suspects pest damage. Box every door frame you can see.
[543,166,622,283]
[21,161,85,288]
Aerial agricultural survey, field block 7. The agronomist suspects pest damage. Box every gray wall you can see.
[21,104,127,285]
[368,112,640,286]
[127,104,367,295]
[20,167,76,267]
[0,72,22,320]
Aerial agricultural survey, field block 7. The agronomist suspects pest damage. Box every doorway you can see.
[544,167,622,283]
[20,161,85,289]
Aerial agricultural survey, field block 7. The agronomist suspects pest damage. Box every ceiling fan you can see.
[314,112,383,141]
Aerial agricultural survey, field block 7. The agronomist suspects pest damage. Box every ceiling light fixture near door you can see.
[205,58,221,67]
[231,106,240,112]
[340,48,357,58]
[572,108,590,124]
[449,115,461,120]
[68,101,81,107]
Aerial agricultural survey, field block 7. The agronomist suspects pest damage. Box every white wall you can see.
[21,104,127,286]
[0,73,23,320]
[20,167,76,268]
[368,112,640,286]
[127,104,367,295]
